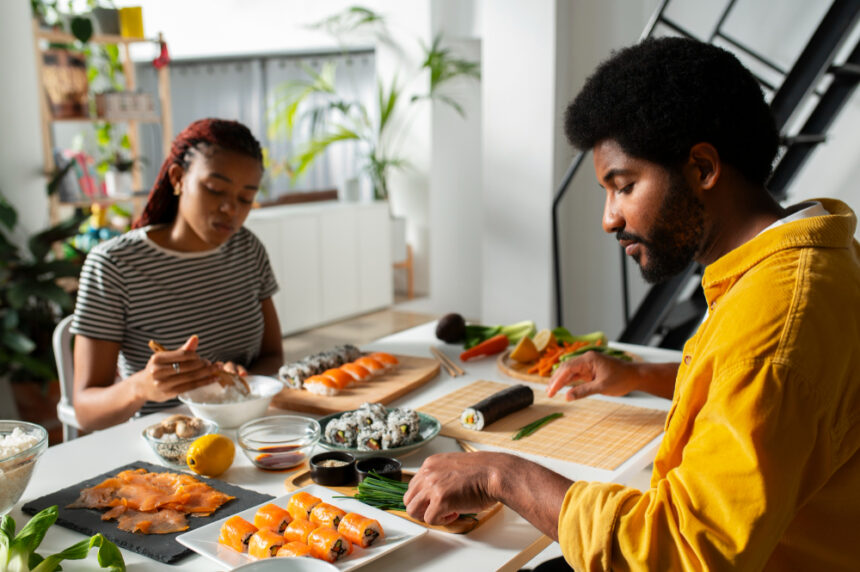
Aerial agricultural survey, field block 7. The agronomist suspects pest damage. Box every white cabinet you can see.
[244,201,392,336]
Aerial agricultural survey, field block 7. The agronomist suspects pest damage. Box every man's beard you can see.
[618,172,704,284]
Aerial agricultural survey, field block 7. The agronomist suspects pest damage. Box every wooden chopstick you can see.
[430,346,465,377]
[456,439,479,453]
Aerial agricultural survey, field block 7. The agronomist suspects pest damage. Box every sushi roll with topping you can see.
[309,502,347,529]
[279,361,315,389]
[253,503,292,533]
[248,529,286,558]
[218,515,258,553]
[276,541,313,558]
[357,421,386,451]
[337,513,385,548]
[387,408,420,444]
[304,375,340,396]
[308,527,353,563]
[321,368,353,389]
[287,491,321,522]
[324,416,358,447]
[335,344,363,362]
[460,384,534,430]
[284,519,318,544]
[368,352,399,371]
[355,356,385,375]
[341,362,371,382]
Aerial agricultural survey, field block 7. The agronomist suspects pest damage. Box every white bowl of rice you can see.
[0,420,48,515]
[178,375,284,429]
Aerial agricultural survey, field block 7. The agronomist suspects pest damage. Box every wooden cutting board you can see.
[284,465,502,534]
[272,355,440,415]
[418,380,666,470]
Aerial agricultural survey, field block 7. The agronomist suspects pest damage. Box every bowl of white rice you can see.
[0,420,48,515]
[178,375,285,429]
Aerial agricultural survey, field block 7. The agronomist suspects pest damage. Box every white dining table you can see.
[9,321,681,571]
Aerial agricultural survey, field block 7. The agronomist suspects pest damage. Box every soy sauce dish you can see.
[355,456,402,483]
[309,451,356,486]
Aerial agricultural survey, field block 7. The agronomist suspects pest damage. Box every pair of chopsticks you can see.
[430,346,466,377]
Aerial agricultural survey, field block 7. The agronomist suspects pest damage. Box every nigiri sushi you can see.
[337,512,385,548]
[341,362,371,382]
[218,515,257,553]
[355,356,385,375]
[303,374,340,396]
[307,527,353,563]
[368,352,399,371]
[321,368,353,390]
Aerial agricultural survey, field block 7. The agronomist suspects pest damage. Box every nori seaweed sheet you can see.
[465,384,534,427]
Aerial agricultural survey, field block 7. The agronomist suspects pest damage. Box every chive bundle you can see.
[347,471,409,510]
[512,412,563,440]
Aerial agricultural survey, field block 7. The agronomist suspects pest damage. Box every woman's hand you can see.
[217,360,248,377]
[138,335,220,402]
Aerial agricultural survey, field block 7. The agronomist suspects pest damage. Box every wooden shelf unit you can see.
[32,19,173,224]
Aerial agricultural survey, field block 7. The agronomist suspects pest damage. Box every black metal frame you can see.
[551,0,860,348]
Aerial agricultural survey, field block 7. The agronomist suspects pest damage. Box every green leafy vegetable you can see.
[551,345,632,372]
[464,320,536,349]
[0,506,125,572]
[512,413,564,440]
[342,471,409,511]
[551,328,607,346]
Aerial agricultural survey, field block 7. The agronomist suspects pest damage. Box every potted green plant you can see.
[0,190,86,421]
[267,5,480,203]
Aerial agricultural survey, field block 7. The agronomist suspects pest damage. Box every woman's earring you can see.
[173,182,181,196]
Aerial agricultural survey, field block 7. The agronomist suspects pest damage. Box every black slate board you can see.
[22,460,273,564]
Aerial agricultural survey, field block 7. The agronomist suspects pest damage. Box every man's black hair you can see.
[564,37,779,186]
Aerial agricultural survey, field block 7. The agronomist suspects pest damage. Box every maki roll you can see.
[337,512,385,548]
[284,518,318,544]
[460,384,534,430]
[324,415,359,447]
[307,527,353,563]
[334,344,363,362]
[248,528,286,558]
[354,403,387,427]
[356,421,386,451]
[310,502,347,529]
[287,491,321,522]
[387,408,420,444]
[381,424,406,449]
[276,540,313,558]
[279,361,316,389]
[253,503,292,533]
[218,515,257,553]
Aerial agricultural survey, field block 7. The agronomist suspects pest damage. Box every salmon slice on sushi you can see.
[337,512,385,548]
[287,491,322,522]
[307,527,353,563]
[303,375,340,396]
[276,540,313,558]
[309,502,347,529]
[321,368,353,389]
[248,528,286,558]
[355,356,385,376]
[284,518,318,544]
[218,515,258,553]
[253,503,292,534]
[340,362,372,382]
[368,352,399,371]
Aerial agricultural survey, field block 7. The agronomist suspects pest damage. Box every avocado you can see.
[436,313,467,343]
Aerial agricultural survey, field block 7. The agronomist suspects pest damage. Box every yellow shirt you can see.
[558,198,860,571]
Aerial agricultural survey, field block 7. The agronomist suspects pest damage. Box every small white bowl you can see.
[178,375,284,429]
[233,558,338,571]
[0,420,48,515]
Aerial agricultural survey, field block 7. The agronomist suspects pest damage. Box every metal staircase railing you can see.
[551,0,860,348]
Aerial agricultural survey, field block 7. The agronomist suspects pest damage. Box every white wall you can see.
[0,1,50,240]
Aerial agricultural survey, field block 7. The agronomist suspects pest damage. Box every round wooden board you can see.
[496,348,642,384]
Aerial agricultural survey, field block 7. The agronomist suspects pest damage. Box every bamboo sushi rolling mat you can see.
[417,380,667,470]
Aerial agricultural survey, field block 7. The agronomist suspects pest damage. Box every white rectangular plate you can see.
[176,484,428,571]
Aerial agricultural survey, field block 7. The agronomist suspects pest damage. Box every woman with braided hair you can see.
[71,118,284,430]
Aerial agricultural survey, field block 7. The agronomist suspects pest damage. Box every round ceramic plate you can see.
[316,409,441,459]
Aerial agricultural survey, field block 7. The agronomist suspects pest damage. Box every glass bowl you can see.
[178,375,284,429]
[237,415,320,471]
[141,415,219,469]
[0,420,49,515]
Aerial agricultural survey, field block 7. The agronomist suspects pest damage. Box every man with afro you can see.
[405,37,860,570]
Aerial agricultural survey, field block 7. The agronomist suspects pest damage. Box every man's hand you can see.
[548,352,680,401]
[404,452,500,525]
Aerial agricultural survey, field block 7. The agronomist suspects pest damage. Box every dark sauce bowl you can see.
[355,456,402,483]
[310,451,357,486]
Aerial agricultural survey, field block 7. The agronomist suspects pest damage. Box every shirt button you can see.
[684,354,692,365]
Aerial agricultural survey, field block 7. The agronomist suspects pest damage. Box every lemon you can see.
[510,335,539,363]
[533,329,556,354]
[186,434,235,477]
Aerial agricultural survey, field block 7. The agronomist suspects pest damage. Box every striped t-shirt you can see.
[71,225,278,415]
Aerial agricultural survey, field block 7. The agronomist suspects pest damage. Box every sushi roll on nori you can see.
[357,421,386,451]
[460,384,534,430]
[387,408,420,444]
[325,416,358,447]
[279,362,314,389]
[335,344,363,362]
[381,424,406,449]
[299,356,325,376]
[319,351,343,369]
[354,402,387,427]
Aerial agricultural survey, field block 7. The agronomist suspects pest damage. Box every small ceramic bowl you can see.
[355,456,402,483]
[309,451,356,486]
[237,415,320,471]
[178,375,284,429]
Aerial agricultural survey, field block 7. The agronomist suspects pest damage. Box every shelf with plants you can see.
[30,13,173,228]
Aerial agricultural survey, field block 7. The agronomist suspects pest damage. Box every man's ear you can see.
[687,143,720,191]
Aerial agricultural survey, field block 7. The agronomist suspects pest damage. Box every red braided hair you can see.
[133,118,264,229]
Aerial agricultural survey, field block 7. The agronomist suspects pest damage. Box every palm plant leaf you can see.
[291,126,362,177]
[378,76,401,135]
[308,6,386,37]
